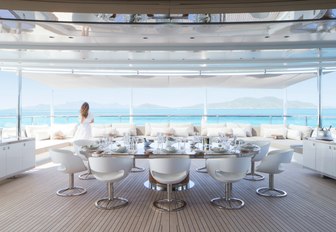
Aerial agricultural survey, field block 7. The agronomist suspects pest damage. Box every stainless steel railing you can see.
[0,113,328,127]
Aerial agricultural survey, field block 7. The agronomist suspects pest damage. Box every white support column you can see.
[317,67,322,128]
[129,88,134,124]
[317,48,322,128]
[283,88,288,126]
[202,88,208,125]
[50,89,55,126]
[17,69,22,138]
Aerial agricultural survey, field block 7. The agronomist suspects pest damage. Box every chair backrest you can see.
[251,141,271,162]
[49,148,86,174]
[207,157,251,183]
[89,156,133,182]
[149,157,191,184]
[256,149,294,174]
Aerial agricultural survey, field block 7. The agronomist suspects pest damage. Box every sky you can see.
[0,70,335,109]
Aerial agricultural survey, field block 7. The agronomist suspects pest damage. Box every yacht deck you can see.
[0,155,336,232]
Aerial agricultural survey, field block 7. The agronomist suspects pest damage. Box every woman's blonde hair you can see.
[80,102,89,119]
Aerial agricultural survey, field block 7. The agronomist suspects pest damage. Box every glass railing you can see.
[0,114,331,128]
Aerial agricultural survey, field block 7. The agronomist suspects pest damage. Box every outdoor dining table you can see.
[81,140,260,191]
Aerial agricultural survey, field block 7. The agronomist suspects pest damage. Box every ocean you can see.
[0,108,335,128]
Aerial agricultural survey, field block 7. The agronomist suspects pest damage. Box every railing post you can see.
[305,116,308,126]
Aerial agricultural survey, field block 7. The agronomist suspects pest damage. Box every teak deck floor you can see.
[1,158,336,232]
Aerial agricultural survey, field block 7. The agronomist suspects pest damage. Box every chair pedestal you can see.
[57,173,87,197]
[244,161,264,181]
[196,160,207,173]
[256,174,287,197]
[210,183,244,210]
[95,182,128,210]
[153,183,186,212]
[131,158,145,173]
[79,162,95,180]
[79,171,95,180]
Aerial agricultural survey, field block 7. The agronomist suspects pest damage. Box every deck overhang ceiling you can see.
[1,0,336,14]
[22,72,316,89]
[0,9,335,89]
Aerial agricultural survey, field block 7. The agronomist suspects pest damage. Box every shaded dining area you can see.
[1,151,336,232]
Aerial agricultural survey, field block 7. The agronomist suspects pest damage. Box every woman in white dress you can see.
[74,102,94,139]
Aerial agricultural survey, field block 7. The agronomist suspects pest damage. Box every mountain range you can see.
[20,97,315,110]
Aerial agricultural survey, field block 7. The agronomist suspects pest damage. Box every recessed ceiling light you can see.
[143,37,148,39]
[68,36,74,39]
[265,35,270,38]
[49,36,54,39]
[129,64,133,67]
[284,35,290,38]
[190,37,195,39]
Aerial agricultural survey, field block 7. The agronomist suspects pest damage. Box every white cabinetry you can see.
[6,142,22,174]
[303,140,316,169]
[0,139,35,181]
[303,139,336,179]
[0,145,6,177]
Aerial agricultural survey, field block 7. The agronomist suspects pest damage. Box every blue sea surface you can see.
[0,107,335,128]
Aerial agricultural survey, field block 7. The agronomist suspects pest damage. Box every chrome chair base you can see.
[153,199,186,212]
[244,173,265,181]
[95,197,129,210]
[56,186,87,197]
[79,172,95,180]
[196,166,207,173]
[131,159,145,173]
[131,166,145,173]
[256,187,287,197]
[210,197,245,209]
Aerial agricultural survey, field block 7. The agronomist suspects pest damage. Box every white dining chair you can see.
[73,139,96,180]
[256,149,293,197]
[207,157,251,209]
[49,148,87,196]
[149,157,191,212]
[244,141,271,181]
[89,156,133,210]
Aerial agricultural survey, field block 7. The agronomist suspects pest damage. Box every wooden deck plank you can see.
[1,159,336,232]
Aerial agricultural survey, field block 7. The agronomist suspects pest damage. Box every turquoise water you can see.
[0,107,335,128]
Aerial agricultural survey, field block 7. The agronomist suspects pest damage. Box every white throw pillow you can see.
[263,128,287,138]
[206,127,232,137]
[150,127,173,137]
[92,126,115,138]
[170,123,195,135]
[25,125,50,138]
[201,123,226,136]
[227,122,252,137]
[51,123,78,138]
[2,127,17,138]
[260,124,286,137]
[232,127,247,137]
[172,127,189,137]
[287,129,302,140]
[145,123,169,136]
[114,127,137,137]
[288,124,313,139]
[112,124,136,136]
[34,130,50,140]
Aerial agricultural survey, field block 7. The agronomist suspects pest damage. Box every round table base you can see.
[144,180,195,191]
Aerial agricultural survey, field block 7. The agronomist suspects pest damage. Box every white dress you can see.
[74,112,94,139]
